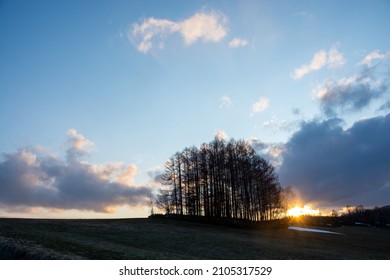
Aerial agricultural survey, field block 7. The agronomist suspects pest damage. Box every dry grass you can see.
[0,217,389,259]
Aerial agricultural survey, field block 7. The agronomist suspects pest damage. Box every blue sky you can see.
[1,0,389,218]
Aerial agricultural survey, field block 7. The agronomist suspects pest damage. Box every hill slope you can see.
[0,217,389,259]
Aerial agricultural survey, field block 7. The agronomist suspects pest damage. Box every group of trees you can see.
[340,205,390,226]
[155,138,284,221]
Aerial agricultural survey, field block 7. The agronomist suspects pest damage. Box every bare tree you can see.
[155,188,172,215]
[280,186,296,217]
[160,138,283,221]
[146,192,155,216]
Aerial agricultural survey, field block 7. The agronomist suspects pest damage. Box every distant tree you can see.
[330,209,338,217]
[146,192,155,216]
[346,205,353,215]
[341,204,390,227]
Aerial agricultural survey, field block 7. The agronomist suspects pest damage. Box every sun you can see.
[287,205,320,217]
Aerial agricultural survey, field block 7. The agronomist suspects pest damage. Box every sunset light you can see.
[287,205,320,217]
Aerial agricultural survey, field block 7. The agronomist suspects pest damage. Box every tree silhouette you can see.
[158,137,283,221]
[155,188,172,215]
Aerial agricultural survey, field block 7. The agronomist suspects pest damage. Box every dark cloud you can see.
[278,114,390,207]
[378,100,390,112]
[147,166,164,185]
[292,108,301,115]
[317,67,388,116]
[0,130,151,213]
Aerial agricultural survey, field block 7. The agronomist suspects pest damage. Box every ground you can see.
[0,217,389,259]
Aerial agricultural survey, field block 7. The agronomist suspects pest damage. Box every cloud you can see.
[215,130,229,141]
[278,114,390,207]
[262,116,299,133]
[66,128,94,162]
[219,95,234,108]
[293,11,315,20]
[248,138,268,151]
[228,38,248,48]
[251,97,270,115]
[249,138,284,167]
[293,50,327,79]
[180,11,227,45]
[292,108,301,115]
[378,100,390,112]
[130,18,180,53]
[147,166,164,186]
[0,129,151,213]
[129,10,227,53]
[116,164,138,186]
[315,68,388,116]
[293,45,345,79]
[328,45,346,68]
[359,51,386,66]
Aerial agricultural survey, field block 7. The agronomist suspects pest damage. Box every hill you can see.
[0,217,389,259]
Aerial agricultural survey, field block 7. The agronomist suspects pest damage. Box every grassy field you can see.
[0,217,389,259]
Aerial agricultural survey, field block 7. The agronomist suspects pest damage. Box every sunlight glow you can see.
[287,205,320,217]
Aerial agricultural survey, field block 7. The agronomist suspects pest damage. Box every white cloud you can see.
[215,130,229,141]
[359,51,385,66]
[220,95,234,108]
[310,50,328,70]
[251,97,270,115]
[293,50,327,79]
[248,138,268,151]
[293,65,311,80]
[293,45,345,79]
[262,115,299,133]
[66,128,94,163]
[130,10,227,53]
[328,45,346,68]
[90,162,123,181]
[130,18,180,53]
[17,150,38,166]
[67,128,94,151]
[117,164,138,186]
[180,11,227,45]
[268,145,284,159]
[228,38,248,48]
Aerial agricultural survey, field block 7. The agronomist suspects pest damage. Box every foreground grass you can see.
[0,217,389,259]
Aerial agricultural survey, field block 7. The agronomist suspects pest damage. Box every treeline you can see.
[289,205,390,228]
[340,205,390,227]
[156,138,283,221]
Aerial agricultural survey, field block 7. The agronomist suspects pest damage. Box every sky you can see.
[1,0,389,218]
